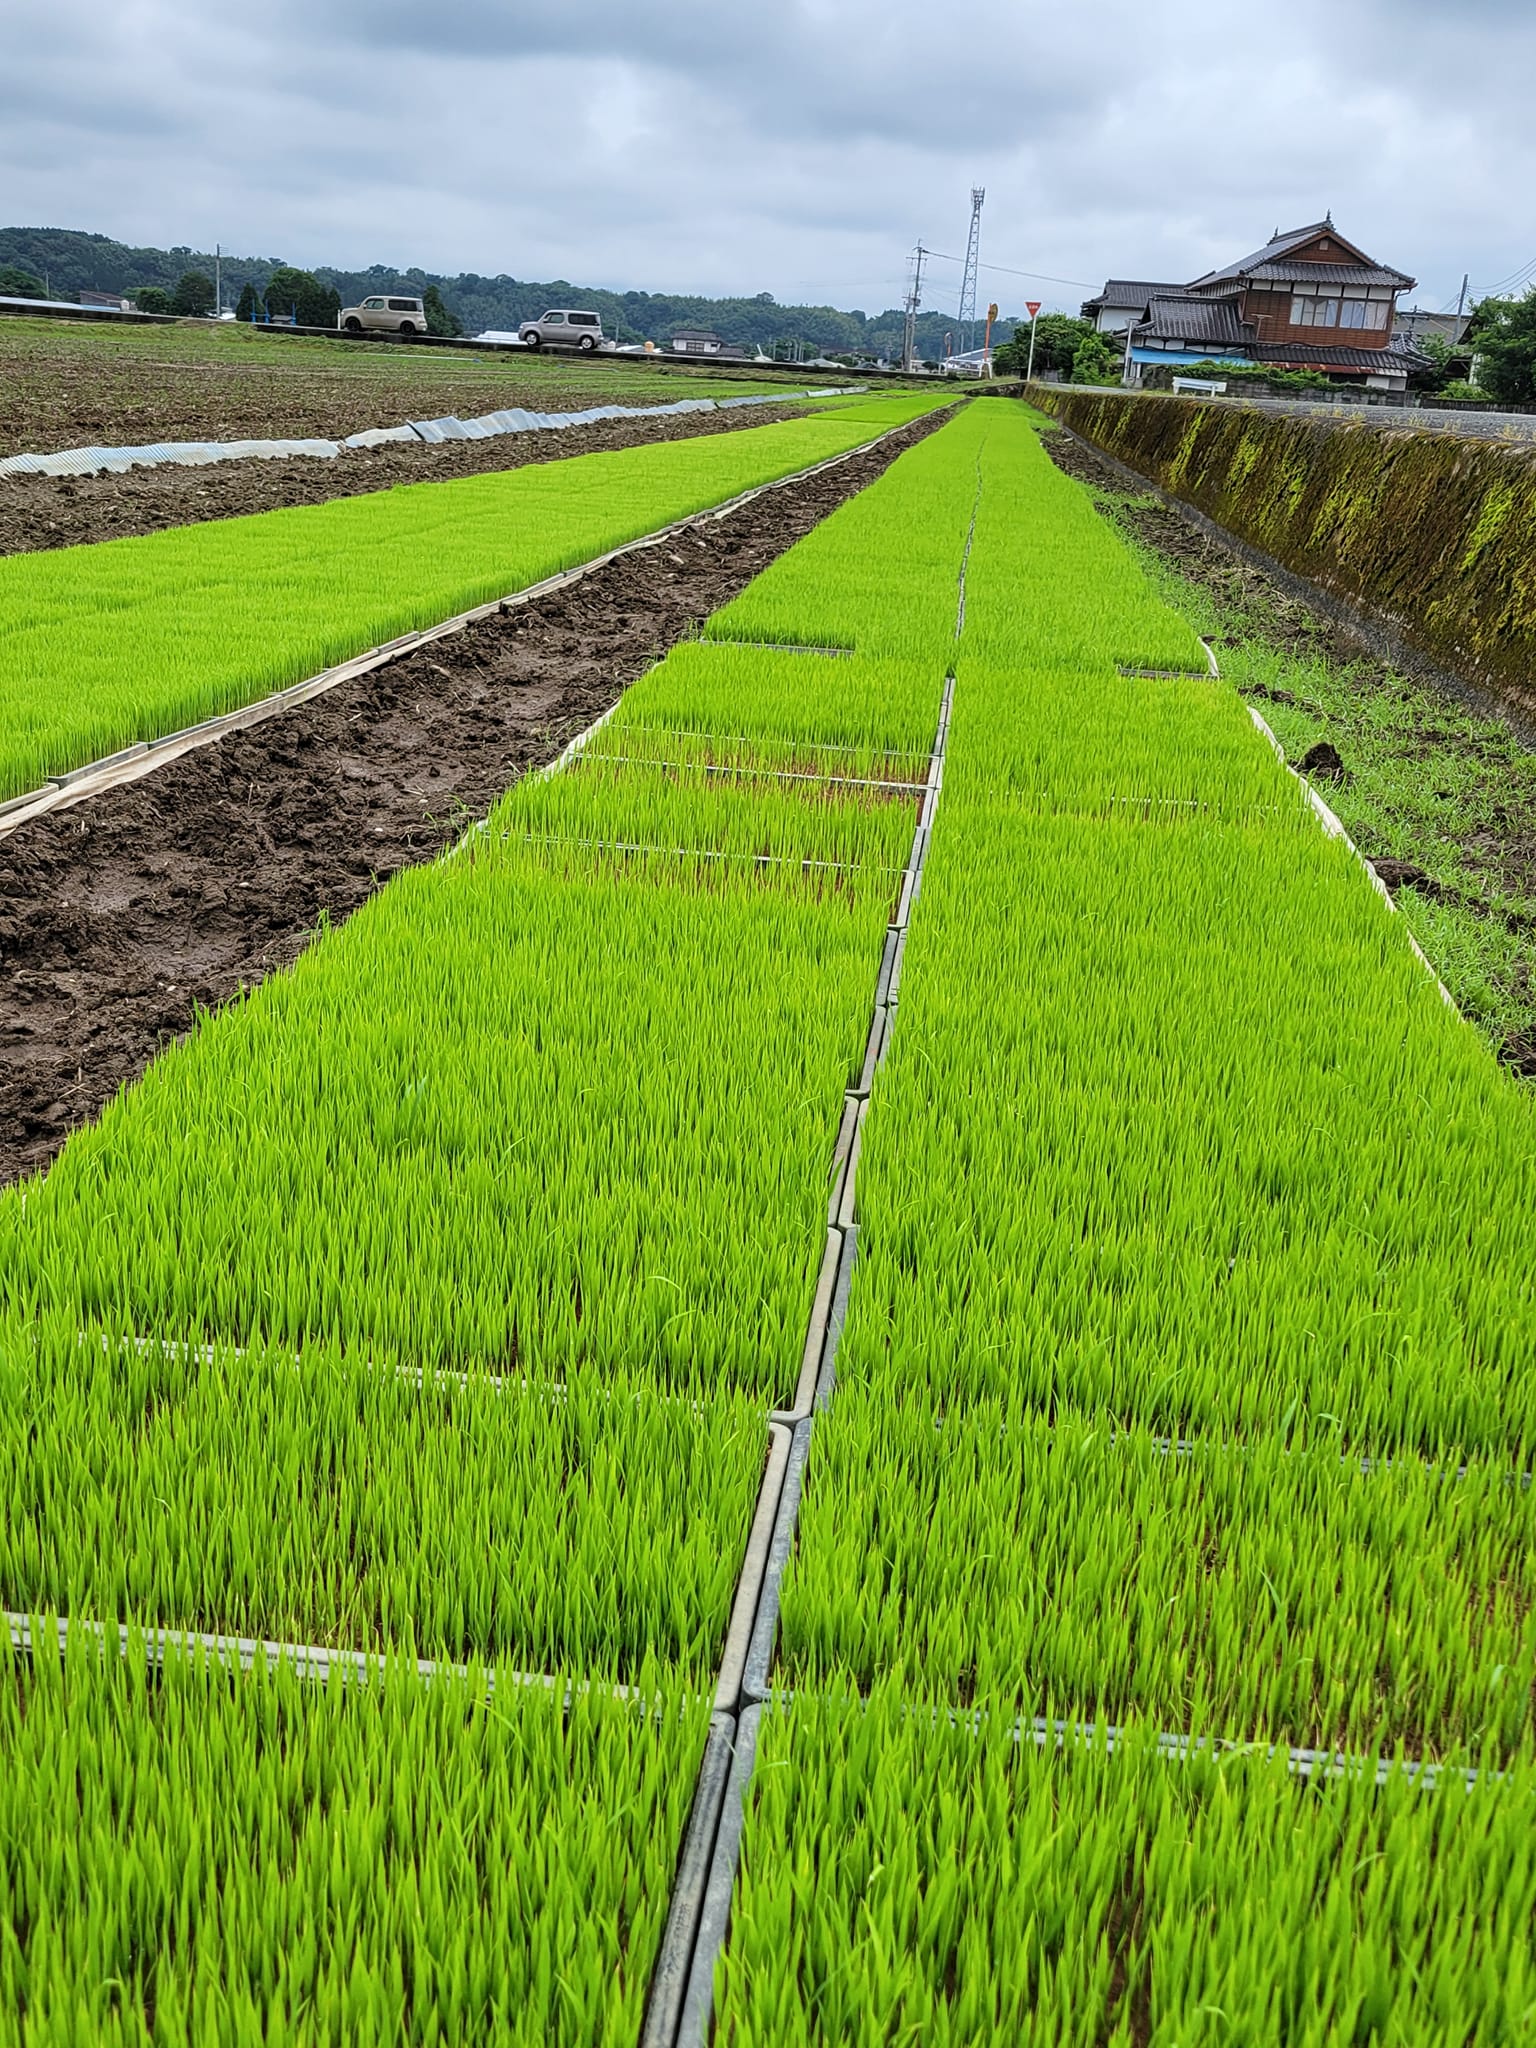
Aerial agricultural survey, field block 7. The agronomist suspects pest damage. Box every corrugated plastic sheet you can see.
[0,389,863,481]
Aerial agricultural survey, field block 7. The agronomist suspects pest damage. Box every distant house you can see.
[1088,220,1424,392]
[78,289,130,311]
[1079,281,1185,335]
[671,327,751,361]
[1395,307,1472,348]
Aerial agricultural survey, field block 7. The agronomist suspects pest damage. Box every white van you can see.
[340,295,427,336]
[518,309,605,351]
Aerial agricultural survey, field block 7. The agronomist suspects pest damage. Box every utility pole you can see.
[1456,271,1469,318]
[901,240,927,373]
[958,187,984,351]
[215,243,222,317]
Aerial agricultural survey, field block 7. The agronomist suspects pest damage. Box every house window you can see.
[1290,294,1340,326]
[1338,299,1386,330]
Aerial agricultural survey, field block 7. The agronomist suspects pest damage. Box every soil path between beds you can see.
[0,412,944,1187]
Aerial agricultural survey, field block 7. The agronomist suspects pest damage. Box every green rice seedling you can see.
[498,756,920,878]
[706,404,991,661]
[840,802,1536,1454]
[713,1687,1536,2045]
[0,405,937,801]
[0,1311,763,1673]
[946,656,1307,824]
[961,408,1211,675]
[0,1623,710,2045]
[596,638,943,770]
[576,721,932,793]
[0,833,887,1403]
[780,1392,1536,1760]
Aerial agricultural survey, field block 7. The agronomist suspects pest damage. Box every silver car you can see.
[340,294,427,336]
[519,308,605,351]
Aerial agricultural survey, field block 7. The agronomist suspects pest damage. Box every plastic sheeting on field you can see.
[0,389,866,481]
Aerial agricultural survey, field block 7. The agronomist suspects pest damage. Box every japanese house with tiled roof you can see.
[1083,220,1423,391]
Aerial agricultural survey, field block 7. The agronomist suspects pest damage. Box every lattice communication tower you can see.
[958,188,985,351]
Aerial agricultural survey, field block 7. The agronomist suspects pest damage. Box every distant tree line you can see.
[0,224,1019,358]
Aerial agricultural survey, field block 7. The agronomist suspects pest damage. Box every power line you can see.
[1474,255,1536,300]
[924,249,1096,290]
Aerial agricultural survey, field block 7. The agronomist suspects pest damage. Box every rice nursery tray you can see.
[702,1688,1536,2045]
[640,1712,739,2048]
[772,1228,844,1424]
[741,1420,815,1707]
[0,1316,776,1680]
[0,1624,715,2045]
[775,1391,1536,1765]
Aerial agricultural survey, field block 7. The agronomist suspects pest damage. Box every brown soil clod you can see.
[1296,739,1348,784]
[0,414,945,1190]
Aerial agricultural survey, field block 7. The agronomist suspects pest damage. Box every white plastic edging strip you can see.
[3,1610,644,1707]
[1246,704,1458,1011]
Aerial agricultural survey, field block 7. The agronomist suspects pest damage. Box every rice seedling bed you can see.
[840,802,1536,1455]
[497,757,920,878]
[959,409,1211,677]
[0,1316,766,1677]
[0,824,894,1399]
[0,401,938,803]
[778,1393,1536,1762]
[946,658,1308,824]
[704,406,994,663]
[611,640,946,765]
[710,1691,1536,2047]
[0,1625,709,2046]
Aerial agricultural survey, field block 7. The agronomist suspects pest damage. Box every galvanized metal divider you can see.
[659,668,952,2046]
[637,659,955,2046]
[0,418,931,842]
[663,460,976,2038]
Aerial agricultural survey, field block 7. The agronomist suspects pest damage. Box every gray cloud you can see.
[1,0,1530,318]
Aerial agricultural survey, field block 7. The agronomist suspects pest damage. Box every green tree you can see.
[170,269,216,317]
[263,265,338,329]
[0,264,47,299]
[1405,330,1465,393]
[1465,290,1536,405]
[422,285,462,337]
[234,280,263,322]
[132,285,173,315]
[1070,329,1126,385]
[994,312,1096,379]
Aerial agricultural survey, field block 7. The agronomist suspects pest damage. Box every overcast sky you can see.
[5,0,1531,318]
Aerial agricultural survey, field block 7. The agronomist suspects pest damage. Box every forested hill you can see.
[0,225,1018,357]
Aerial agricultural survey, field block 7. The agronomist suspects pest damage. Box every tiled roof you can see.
[1137,296,1254,345]
[1247,260,1412,288]
[1248,339,1423,371]
[1082,279,1185,308]
[1187,222,1413,295]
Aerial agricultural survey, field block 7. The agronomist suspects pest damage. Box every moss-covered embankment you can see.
[1027,386,1536,716]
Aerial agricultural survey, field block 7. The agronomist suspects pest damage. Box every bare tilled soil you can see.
[0,413,943,1187]
[0,403,806,556]
[0,334,757,460]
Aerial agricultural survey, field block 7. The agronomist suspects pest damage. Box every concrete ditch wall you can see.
[1027,384,1536,719]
